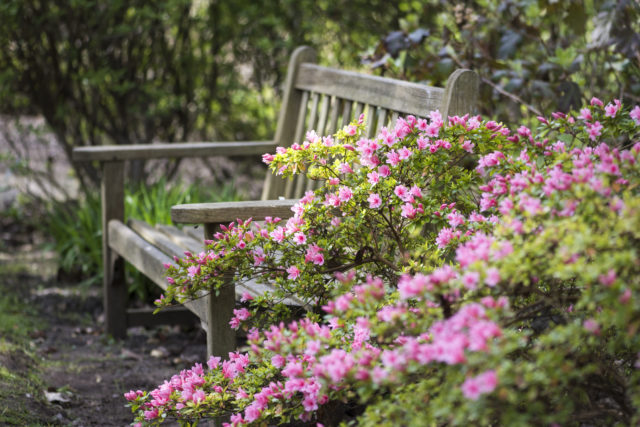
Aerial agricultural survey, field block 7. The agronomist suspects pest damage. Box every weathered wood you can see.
[317,94,331,136]
[290,91,321,198]
[236,278,305,307]
[296,63,446,117]
[183,225,205,242]
[341,100,353,127]
[389,111,399,126]
[102,161,127,339]
[273,47,318,152]
[283,90,312,200]
[263,46,317,201]
[365,105,377,138]
[354,102,364,120]
[204,223,236,359]
[73,141,277,162]
[155,224,203,255]
[108,219,209,322]
[126,306,199,328]
[172,199,297,224]
[440,69,479,118]
[128,219,191,259]
[327,97,340,134]
[376,108,388,134]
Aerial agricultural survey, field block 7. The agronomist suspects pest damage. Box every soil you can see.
[0,237,208,426]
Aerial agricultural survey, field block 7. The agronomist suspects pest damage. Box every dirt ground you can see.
[0,230,208,426]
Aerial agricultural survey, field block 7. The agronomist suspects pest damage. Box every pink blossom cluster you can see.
[135,101,640,426]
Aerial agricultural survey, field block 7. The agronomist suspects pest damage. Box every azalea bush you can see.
[127,100,640,426]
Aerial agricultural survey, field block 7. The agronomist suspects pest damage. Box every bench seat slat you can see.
[129,219,190,259]
[183,225,205,241]
[108,219,209,322]
[155,224,204,255]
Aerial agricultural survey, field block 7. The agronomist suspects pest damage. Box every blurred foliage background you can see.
[0,0,638,290]
[1,0,638,187]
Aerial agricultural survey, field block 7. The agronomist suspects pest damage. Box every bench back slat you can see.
[295,63,446,117]
[341,100,353,127]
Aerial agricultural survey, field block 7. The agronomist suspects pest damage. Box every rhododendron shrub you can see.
[128,101,640,426]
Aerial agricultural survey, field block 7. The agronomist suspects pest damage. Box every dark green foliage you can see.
[364,0,640,124]
[0,0,402,192]
[44,179,240,296]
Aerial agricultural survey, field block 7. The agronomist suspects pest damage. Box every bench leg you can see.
[102,161,127,338]
[104,252,127,338]
[204,223,236,358]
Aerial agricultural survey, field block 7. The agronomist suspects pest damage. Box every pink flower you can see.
[230,413,245,426]
[293,232,307,245]
[244,403,262,422]
[578,108,592,121]
[192,389,206,403]
[590,97,604,108]
[305,244,325,265]
[484,268,501,287]
[461,370,498,400]
[462,271,480,290]
[124,390,138,401]
[287,265,301,280]
[436,227,454,249]
[323,136,334,147]
[367,171,380,185]
[187,265,201,278]
[302,395,318,412]
[604,99,621,118]
[144,409,159,420]
[368,193,382,208]
[394,185,411,202]
[270,226,286,242]
[338,162,354,174]
[583,319,600,335]
[599,269,616,287]
[338,186,353,202]
[587,121,603,141]
[401,203,417,219]
[410,185,422,198]
[207,356,221,370]
[398,146,413,160]
[281,360,304,378]
[462,139,475,153]
[378,165,391,177]
[386,149,401,166]
[414,136,428,151]
[630,105,640,125]
[447,211,465,228]
[271,354,285,368]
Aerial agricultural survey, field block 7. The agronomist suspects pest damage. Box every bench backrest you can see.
[262,46,479,200]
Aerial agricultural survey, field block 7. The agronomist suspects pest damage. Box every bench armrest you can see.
[72,141,277,162]
[171,199,297,224]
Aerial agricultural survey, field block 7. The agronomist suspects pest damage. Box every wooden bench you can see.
[72,46,478,358]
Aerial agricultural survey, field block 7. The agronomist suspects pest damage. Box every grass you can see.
[0,266,52,425]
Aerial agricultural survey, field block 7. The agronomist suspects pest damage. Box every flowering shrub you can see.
[127,100,640,426]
